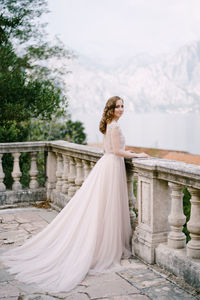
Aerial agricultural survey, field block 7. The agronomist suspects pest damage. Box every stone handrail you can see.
[0,141,200,290]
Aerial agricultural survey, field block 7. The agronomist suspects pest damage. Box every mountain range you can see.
[66,40,200,114]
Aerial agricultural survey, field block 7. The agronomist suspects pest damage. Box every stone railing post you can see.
[75,158,84,191]
[132,162,169,264]
[126,164,136,229]
[187,188,200,258]
[168,183,186,249]
[90,161,96,169]
[62,154,69,194]
[12,152,22,190]
[0,154,6,191]
[55,153,63,192]
[29,152,39,189]
[46,151,57,200]
[68,156,76,197]
[83,160,91,179]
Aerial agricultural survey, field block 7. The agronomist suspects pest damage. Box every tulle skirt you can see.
[1,153,132,292]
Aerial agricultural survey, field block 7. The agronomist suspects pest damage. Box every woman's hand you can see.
[137,152,150,158]
[128,151,150,158]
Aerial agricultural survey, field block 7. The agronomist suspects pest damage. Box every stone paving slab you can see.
[0,207,199,300]
[118,268,197,300]
[80,272,140,299]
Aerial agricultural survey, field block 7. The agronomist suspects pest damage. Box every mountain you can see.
[66,41,200,114]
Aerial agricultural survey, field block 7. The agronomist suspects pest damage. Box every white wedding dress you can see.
[1,120,132,292]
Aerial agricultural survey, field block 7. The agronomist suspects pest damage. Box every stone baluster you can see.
[187,188,200,258]
[75,158,84,191]
[0,154,6,191]
[126,166,136,228]
[12,152,22,190]
[68,156,76,197]
[90,161,96,169]
[133,174,138,210]
[29,152,39,189]
[46,151,57,200]
[55,153,63,192]
[83,160,91,179]
[62,154,69,194]
[168,183,186,249]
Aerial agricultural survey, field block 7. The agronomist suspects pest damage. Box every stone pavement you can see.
[0,206,199,300]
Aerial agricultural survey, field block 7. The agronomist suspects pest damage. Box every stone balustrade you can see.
[0,141,200,291]
[132,157,200,291]
[0,142,47,205]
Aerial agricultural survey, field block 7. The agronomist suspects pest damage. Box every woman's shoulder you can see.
[107,120,119,128]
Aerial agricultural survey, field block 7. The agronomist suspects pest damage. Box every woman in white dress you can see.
[1,96,149,292]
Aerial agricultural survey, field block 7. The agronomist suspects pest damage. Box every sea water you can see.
[71,112,200,155]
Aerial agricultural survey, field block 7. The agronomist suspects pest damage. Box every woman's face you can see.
[113,99,124,120]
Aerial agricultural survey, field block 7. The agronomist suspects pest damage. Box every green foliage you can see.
[28,118,87,145]
[0,40,67,125]
[182,187,191,243]
[63,120,87,144]
[0,0,70,129]
[0,0,48,44]
[2,154,13,189]
[0,0,85,189]
[0,121,30,142]
[133,179,137,198]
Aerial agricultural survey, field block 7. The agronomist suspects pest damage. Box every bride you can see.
[1,96,149,292]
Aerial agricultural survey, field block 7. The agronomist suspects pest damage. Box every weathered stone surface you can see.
[118,268,166,289]
[120,258,147,270]
[142,282,196,300]
[0,269,15,282]
[64,293,90,300]
[101,296,150,300]
[37,210,58,223]
[48,285,86,299]
[15,281,43,295]
[0,281,21,298]
[19,294,58,300]
[84,273,139,299]
[0,188,46,206]
[0,229,29,245]
[156,243,200,292]
[119,268,198,300]
[0,213,15,222]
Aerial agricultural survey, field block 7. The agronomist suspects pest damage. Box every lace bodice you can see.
[103,121,125,155]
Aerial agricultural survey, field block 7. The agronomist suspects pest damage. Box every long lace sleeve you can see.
[102,135,106,153]
[111,124,133,158]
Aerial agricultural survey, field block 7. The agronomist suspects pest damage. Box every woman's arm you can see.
[111,125,149,159]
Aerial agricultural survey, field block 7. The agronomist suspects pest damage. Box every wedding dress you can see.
[1,120,132,292]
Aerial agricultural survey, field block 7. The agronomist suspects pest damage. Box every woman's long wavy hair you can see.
[99,96,123,134]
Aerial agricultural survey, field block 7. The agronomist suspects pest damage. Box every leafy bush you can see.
[182,187,191,243]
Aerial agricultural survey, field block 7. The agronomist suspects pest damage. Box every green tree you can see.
[0,0,86,189]
[29,118,87,145]
[0,0,70,138]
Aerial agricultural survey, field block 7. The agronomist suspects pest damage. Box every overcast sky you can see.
[45,0,200,65]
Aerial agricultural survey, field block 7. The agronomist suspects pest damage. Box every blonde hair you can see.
[99,96,123,134]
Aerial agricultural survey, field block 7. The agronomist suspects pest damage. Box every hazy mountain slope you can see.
[66,41,200,114]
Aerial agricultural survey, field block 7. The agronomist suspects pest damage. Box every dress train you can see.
[1,121,132,292]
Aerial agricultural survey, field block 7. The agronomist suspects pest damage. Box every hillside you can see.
[66,40,200,114]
